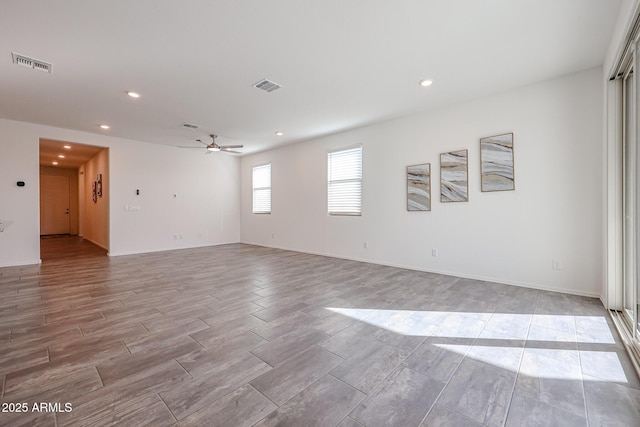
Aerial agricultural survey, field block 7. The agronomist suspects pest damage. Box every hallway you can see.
[40,236,107,261]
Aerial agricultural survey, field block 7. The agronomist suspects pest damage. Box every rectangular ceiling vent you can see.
[182,123,200,130]
[12,52,52,73]
[253,79,282,93]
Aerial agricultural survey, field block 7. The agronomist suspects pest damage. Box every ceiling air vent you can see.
[253,79,282,93]
[12,52,52,73]
[182,123,200,130]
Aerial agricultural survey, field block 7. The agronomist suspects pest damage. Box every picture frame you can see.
[440,149,468,203]
[480,133,514,192]
[407,163,431,211]
[92,181,97,203]
[97,173,103,197]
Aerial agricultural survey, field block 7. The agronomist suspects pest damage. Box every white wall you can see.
[109,136,241,256]
[0,118,241,266]
[241,67,604,297]
[0,120,40,266]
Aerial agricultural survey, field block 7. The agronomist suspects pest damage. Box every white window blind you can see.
[328,146,362,215]
[253,163,271,214]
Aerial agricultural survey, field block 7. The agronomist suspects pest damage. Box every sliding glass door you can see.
[622,44,640,344]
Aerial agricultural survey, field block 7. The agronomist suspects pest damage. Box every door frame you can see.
[39,139,110,257]
[40,173,72,235]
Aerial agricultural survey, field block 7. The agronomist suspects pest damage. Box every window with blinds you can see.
[252,163,271,214]
[327,146,362,215]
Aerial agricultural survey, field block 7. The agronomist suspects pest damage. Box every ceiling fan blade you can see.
[220,144,243,149]
[222,149,243,154]
[178,146,207,148]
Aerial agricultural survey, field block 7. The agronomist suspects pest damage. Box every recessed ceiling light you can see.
[58,154,65,158]
[52,161,58,165]
[419,79,433,87]
[126,91,140,98]
[275,131,284,136]
[63,145,71,149]
[99,124,110,129]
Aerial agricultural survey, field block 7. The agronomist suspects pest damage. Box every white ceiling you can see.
[0,0,623,154]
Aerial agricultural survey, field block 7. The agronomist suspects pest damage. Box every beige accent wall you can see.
[81,148,109,250]
[39,166,79,235]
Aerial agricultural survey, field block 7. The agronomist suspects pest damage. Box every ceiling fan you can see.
[179,134,243,154]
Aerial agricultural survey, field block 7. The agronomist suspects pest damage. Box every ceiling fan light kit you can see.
[178,134,243,154]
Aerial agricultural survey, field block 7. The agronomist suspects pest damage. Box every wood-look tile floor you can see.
[1,239,639,426]
[40,235,108,261]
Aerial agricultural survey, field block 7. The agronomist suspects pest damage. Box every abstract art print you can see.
[480,133,514,192]
[440,149,468,202]
[97,173,103,197]
[407,163,431,211]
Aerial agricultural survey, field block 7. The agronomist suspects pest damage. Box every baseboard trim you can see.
[240,240,600,299]
[81,236,109,251]
[108,241,241,257]
[0,259,41,268]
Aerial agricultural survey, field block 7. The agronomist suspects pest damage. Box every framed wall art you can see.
[440,149,468,202]
[92,181,97,203]
[480,133,514,192]
[97,173,103,197]
[407,163,431,211]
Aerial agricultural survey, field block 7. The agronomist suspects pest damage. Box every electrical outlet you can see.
[432,248,438,257]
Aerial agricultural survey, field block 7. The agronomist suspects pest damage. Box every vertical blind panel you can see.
[253,163,271,213]
[328,146,362,215]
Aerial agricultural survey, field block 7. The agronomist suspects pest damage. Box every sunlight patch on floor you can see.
[326,307,629,383]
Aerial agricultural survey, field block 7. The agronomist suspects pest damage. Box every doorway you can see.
[39,139,109,260]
